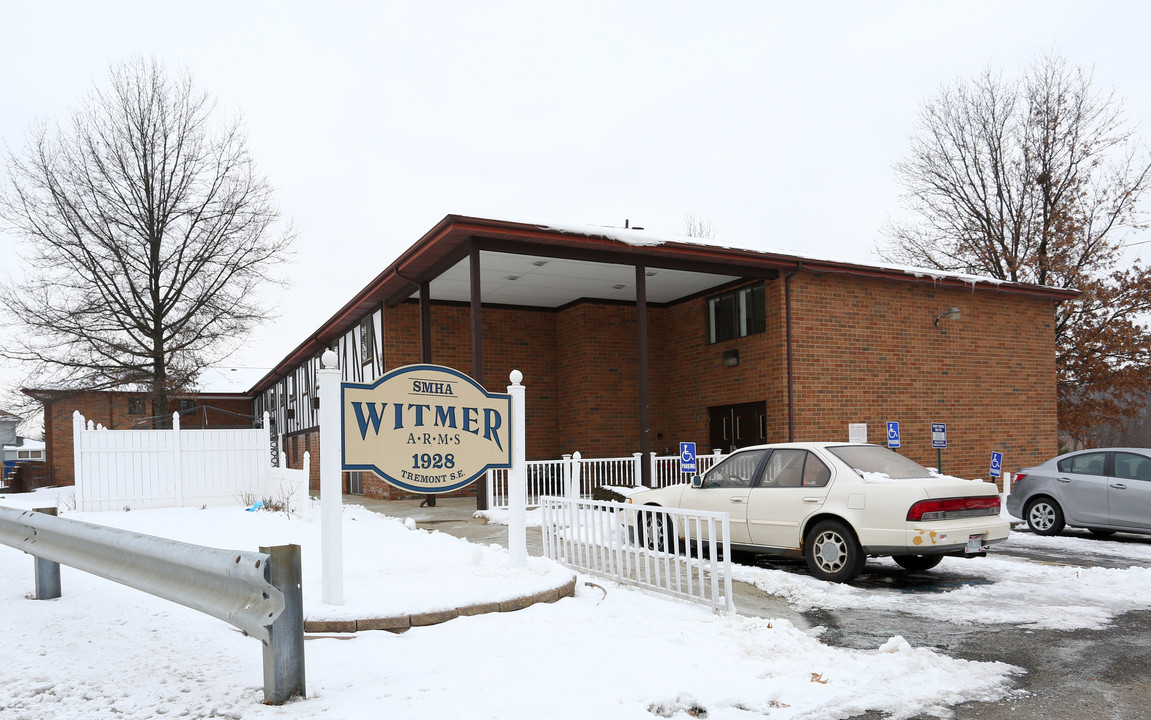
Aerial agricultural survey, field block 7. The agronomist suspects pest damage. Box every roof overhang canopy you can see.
[251,214,1078,394]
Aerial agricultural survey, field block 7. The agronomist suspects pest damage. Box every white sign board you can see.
[848,423,868,443]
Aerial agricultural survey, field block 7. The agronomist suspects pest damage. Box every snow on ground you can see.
[731,552,1151,632]
[2,486,1109,720]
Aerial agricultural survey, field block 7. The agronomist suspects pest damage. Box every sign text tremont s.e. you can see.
[341,365,512,494]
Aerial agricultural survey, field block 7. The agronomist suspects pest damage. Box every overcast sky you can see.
[2,1,1150,408]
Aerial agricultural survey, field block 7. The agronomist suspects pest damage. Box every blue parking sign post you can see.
[990,451,1003,479]
[886,421,900,449]
[931,422,947,473]
[680,442,697,474]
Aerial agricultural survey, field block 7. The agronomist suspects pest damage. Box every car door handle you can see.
[1056,477,1072,483]
[802,497,822,504]
[1111,483,1128,490]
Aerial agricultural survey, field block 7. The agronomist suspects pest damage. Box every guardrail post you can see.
[261,544,305,705]
[33,507,61,599]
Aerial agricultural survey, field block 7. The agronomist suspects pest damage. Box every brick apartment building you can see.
[249,215,1076,502]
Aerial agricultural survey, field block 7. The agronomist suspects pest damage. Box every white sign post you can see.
[507,370,527,569]
[319,350,344,605]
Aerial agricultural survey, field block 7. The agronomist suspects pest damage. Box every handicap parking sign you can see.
[990,451,1003,478]
[886,421,900,449]
[680,442,697,473]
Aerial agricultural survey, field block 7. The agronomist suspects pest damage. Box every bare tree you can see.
[681,214,716,240]
[0,57,292,423]
[880,53,1151,440]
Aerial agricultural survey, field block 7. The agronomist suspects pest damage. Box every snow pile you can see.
[733,546,1151,631]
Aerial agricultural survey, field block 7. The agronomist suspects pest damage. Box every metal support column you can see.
[636,265,652,487]
[420,280,432,363]
[470,245,489,510]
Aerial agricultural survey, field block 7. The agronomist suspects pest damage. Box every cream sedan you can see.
[627,442,1010,582]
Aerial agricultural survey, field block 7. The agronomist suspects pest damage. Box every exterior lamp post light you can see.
[934,307,961,326]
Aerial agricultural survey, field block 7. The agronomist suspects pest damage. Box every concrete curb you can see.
[304,575,578,634]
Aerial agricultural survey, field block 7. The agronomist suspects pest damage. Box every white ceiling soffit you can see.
[429,251,741,307]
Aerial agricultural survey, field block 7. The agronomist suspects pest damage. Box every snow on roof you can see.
[542,220,1013,290]
[3,438,44,452]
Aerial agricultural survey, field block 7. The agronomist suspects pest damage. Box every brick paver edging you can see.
[303,575,578,634]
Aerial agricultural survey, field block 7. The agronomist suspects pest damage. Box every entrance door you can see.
[708,402,767,453]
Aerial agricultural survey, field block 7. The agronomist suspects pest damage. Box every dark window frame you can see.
[128,397,146,415]
[706,282,766,344]
[360,316,374,365]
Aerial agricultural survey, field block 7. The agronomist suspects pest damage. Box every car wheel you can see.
[1088,528,1116,537]
[804,520,865,582]
[639,506,668,551]
[892,554,944,572]
[1025,497,1065,535]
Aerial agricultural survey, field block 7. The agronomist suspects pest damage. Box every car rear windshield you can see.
[827,445,932,479]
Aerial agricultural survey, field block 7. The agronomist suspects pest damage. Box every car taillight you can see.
[1012,473,1026,485]
[907,496,1001,521]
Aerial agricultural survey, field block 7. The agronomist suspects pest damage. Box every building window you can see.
[128,397,146,415]
[360,317,374,365]
[179,399,195,415]
[707,283,765,343]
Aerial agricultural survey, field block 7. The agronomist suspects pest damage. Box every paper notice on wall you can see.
[848,423,868,444]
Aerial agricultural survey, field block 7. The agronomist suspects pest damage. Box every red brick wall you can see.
[384,301,561,458]
[785,273,1059,483]
[370,273,1059,486]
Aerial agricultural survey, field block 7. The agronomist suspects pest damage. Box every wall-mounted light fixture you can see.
[723,349,740,367]
[934,307,961,326]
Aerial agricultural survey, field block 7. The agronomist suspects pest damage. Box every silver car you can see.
[1006,448,1151,536]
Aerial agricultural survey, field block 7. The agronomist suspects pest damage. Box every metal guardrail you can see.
[0,505,304,704]
[539,496,734,613]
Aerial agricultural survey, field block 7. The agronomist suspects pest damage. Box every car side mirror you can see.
[691,474,703,489]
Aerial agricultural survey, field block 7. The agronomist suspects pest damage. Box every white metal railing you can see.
[487,450,728,509]
[539,495,734,613]
[0,505,304,703]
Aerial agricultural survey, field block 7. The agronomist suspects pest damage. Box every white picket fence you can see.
[72,410,310,515]
[487,449,726,509]
[540,496,734,612]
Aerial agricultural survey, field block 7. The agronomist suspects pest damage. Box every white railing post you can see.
[508,370,527,569]
[72,411,85,511]
[172,412,184,508]
[570,451,582,499]
[278,433,285,468]
[486,469,495,510]
[261,411,272,468]
[319,350,343,605]
[299,451,312,521]
[649,452,658,488]
[562,454,572,498]
[632,453,643,486]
